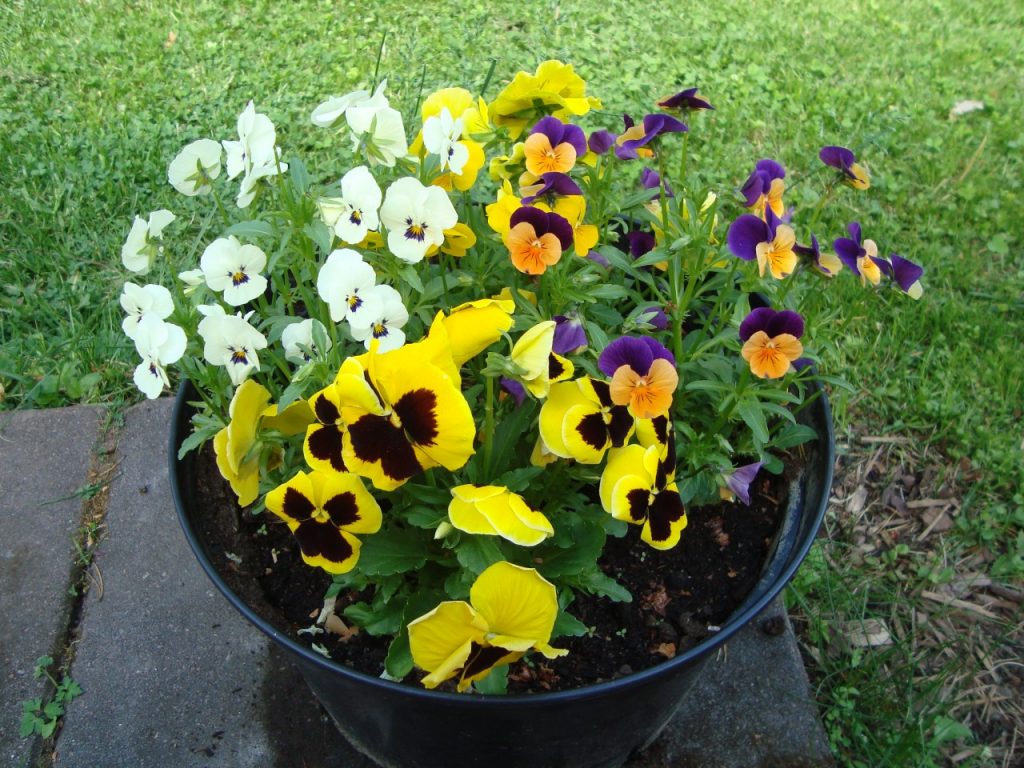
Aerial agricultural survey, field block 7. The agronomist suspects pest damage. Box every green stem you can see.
[483,375,496,477]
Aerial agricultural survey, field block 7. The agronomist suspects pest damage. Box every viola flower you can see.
[235,154,287,210]
[794,235,843,277]
[508,320,557,398]
[311,82,388,130]
[627,230,657,260]
[614,113,687,161]
[726,209,798,279]
[657,87,714,112]
[876,253,925,299]
[553,314,587,355]
[317,248,382,327]
[332,81,409,168]
[531,194,598,257]
[213,379,272,505]
[379,177,458,263]
[523,116,587,176]
[599,336,679,420]
[167,138,222,196]
[503,206,573,275]
[408,561,566,691]
[122,209,176,274]
[223,100,278,182]
[329,338,475,490]
[485,179,522,235]
[197,305,268,386]
[348,285,409,353]
[720,461,763,506]
[741,159,786,220]
[439,297,515,366]
[423,107,470,175]
[178,268,205,295]
[265,469,382,575]
[120,282,174,341]
[519,172,583,205]
[489,60,602,139]
[436,223,478,258]
[281,318,332,365]
[539,377,635,464]
[317,166,383,245]
[833,222,883,286]
[588,129,616,155]
[819,145,870,190]
[739,307,805,380]
[640,167,673,197]
[200,236,268,306]
[417,89,488,192]
[599,442,687,550]
[131,314,186,401]
[447,485,554,546]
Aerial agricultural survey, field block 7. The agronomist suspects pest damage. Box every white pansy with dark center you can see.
[282,318,332,365]
[197,305,268,386]
[122,209,176,274]
[317,166,382,244]
[200,236,268,306]
[379,177,458,263]
[120,282,174,341]
[422,107,469,175]
[348,284,409,352]
[132,314,187,399]
[317,248,382,327]
[167,139,222,196]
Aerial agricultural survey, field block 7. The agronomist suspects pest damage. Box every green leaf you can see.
[43,701,63,719]
[224,220,275,239]
[456,535,505,575]
[552,609,589,639]
[771,423,819,449]
[177,422,221,460]
[303,220,334,257]
[357,527,428,576]
[19,711,39,738]
[289,155,311,193]
[493,466,544,493]
[587,284,630,300]
[737,397,770,445]
[403,505,447,529]
[632,249,670,269]
[398,264,424,294]
[536,522,604,578]
[40,718,57,738]
[343,600,404,636]
[576,571,632,602]
[384,633,414,679]
[473,664,509,694]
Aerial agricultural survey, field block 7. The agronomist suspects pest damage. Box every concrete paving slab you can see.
[56,397,833,767]
[0,406,103,768]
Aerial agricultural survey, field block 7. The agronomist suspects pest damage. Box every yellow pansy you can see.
[447,485,553,546]
[489,60,602,139]
[538,377,634,464]
[509,321,555,398]
[485,179,522,235]
[533,195,599,256]
[439,298,515,366]
[598,443,687,550]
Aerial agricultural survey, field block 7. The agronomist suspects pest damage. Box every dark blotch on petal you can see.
[293,519,354,564]
[625,488,650,523]
[393,389,439,447]
[307,425,347,472]
[576,412,610,451]
[590,379,613,408]
[607,406,634,448]
[282,486,315,521]
[647,491,686,543]
[313,394,341,425]
[348,414,423,484]
[548,354,566,381]
[322,491,360,527]
[462,643,514,681]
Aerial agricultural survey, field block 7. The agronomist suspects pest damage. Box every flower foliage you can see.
[121,59,923,693]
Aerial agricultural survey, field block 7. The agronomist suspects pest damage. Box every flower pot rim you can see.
[169,380,833,705]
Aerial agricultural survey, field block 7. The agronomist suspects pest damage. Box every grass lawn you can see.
[1,1,1021,765]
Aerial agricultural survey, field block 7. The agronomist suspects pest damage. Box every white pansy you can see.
[121,209,176,274]
[223,100,278,181]
[316,248,381,327]
[349,284,409,352]
[168,139,222,196]
[197,306,268,386]
[340,80,391,134]
[178,268,205,295]
[236,154,287,209]
[281,318,332,364]
[132,314,187,399]
[379,177,458,263]
[422,108,469,175]
[320,166,382,244]
[310,83,387,129]
[200,236,268,306]
[120,282,175,340]
[361,106,408,168]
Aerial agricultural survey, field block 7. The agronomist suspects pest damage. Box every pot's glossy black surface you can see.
[170,382,833,768]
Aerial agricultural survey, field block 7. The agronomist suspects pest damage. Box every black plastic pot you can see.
[169,382,833,768]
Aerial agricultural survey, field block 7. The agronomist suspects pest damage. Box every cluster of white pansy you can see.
[316,248,409,352]
[119,283,186,399]
[311,81,408,167]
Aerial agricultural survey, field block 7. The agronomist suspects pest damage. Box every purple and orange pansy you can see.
[833,221,883,286]
[503,205,574,275]
[614,113,687,160]
[524,116,587,176]
[738,307,805,380]
[598,336,678,420]
[741,159,786,220]
[727,209,798,280]
[819,145,870,190]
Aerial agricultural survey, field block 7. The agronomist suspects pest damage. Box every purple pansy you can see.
[615,113,688,160]
[627,230,657,259]
[520,172,583,204]
[819,146,857,177]
[598,335,675,378]
[727,208,783,262]
[739,307,805,342]
[876,253,925,297]
[641,167,673,197]
[740,159,786,208]
[500,377,527,406]
[832,221,882,276]
[553,314,588,355]
[657,87,715,112]
[724,461,762,506]
[794,234,840,277]
[588,129,617,155]
[529,116,588,157]
[508,206,574,251]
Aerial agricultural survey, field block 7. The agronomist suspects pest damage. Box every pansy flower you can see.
[447,485,554,546]
[614,113,688,160]
[408,561,566,691]
[416,89,488,191]
[120,282,174,341]
[131,314,186,401]
[348,285,410,353]
[640,167,673,197]
[317,248,381,327]
[726,209,798,279]
[503,206,573,275]
[438,297,515,366]
[379,177,458,263]
[423,107,470,176]
[553,314,587,355]
[330,338,475,490]
[720,461,763,505]
[435,223,478,258]
[819,145,870,190]
[336,81,409,168]
[317,165,382,245]
[833,222,883,286]
[200,236,268,306]
[876,253,924,299]
[519,171,583,204]
[599,438,687,550]
[539,377,635,464]
[657,87,714,112]
[223,100,278,182]
[265,469,382,575]
[489,60,602,139]
[197,305,268,386]
[587,129,617,155]
[599,336,678,420]
[507,320,571,399]
[741,159,786,220]
[281,318,332,365]
[794,235,843,277]
[524,116,587,176]
[311,81,388,130]
[122,209,176,274]
[739,307,805,380]
[531,194,598,257]
[167,138,222,196]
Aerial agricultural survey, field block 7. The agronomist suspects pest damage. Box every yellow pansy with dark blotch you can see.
[265,469,382,574]
[539,376,634,464]
[303,381,348,474]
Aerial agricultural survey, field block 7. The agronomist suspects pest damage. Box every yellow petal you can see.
[261,398,315,436]
[214,426,260,507]
[226,379,272,474]
[470,562,560,650]
[442,299,515,366]
[510,321,555,384]
[408,601,489,689]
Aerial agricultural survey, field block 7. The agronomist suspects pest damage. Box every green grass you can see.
[2,0,1022,764]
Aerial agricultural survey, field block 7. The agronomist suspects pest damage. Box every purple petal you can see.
[553,315,588,355]
[819,145,855,171]
[765,309,804,339]
[740,170,766,207]
[627,230,656,258]
[793,234,820,259]
[588,129,616,155]
[727,215,769,262]
[658,87,714,111]
[792,357,814,372]
[586,249,610,268]
[640,167,673,197]
[598,336,655,377]
[561,123,588,157]
[638,305,669,331]
[520,172,582,204]
[739,307,776,341]
[500,377,526,406]
[888,253,924,293]
[726,461,762,506]
[508,206,574,252]
[847,221,862,244]
[640,336,675,366]
[833,236,863,274]
[755,158,786,181]
[642,113,688,137]
[530,116,567,146]
[545,211,574,252]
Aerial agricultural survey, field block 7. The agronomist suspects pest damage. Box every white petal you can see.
[223,274,268,306]
[134,359,168,399]
[168,139,222,195]
[447,142,470,176]
[147,209,176,237]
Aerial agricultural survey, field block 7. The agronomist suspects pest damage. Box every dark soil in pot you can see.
[190,443,789,694]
